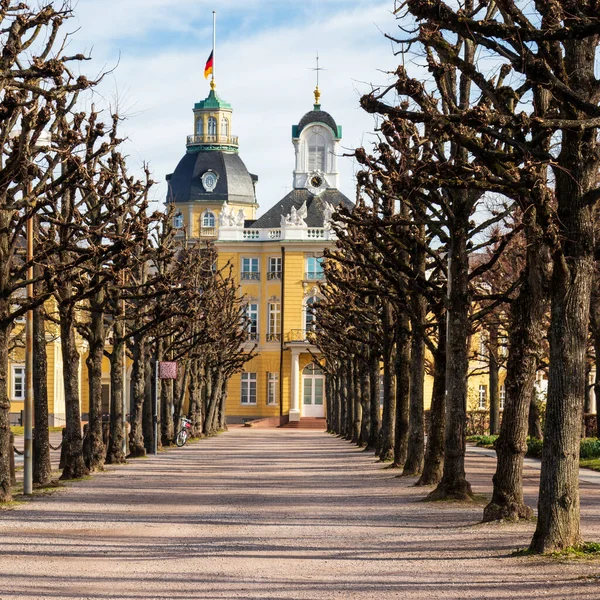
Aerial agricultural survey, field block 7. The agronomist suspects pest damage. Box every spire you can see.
[310,52,324,110]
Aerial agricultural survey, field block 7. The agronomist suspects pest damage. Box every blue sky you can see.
[70,0,399,214]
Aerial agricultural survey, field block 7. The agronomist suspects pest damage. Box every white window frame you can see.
[245,303,259,340]
[267,372,278,405]
[11,365,25,401]
[208,116,217,136]
[268,257,282,279]
[196,118,203,135]
[242,257,260,280]
[241,372,257,405]
[305,256,324,280]
[500,385,506,410]
[202,211,215,228]
[173,213,184,228]
[478,385,487,410]
[308,132,327,171]
[268,302,281,340]
[221,115,229,136]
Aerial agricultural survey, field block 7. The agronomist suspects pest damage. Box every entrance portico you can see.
[288,345,325,422]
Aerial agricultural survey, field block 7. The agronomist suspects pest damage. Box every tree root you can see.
[483,501,534,523]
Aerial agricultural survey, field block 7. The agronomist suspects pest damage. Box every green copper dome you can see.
[194,89,232,111]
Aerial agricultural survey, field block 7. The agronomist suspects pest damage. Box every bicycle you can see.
[175,417,192,447]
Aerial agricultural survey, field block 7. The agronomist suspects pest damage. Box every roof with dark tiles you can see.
[166,151,257,205]
[294,110,341,138]
[251,188,353,229]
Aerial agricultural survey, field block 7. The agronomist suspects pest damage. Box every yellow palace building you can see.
[166,81,351,424]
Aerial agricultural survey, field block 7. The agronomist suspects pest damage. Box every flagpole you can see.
[212,10,216,87]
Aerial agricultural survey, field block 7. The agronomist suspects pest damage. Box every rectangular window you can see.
[241,257,260,280]
[267,372,278,405]
[241,372,257,405]
[478,385,487,410]
[500,385,506,410]
[244,303,259,341]
[267,302,281,341]
[11,365,25,400]
[268,257,282,280]
[379,374,384,407]
[305,256,324,280]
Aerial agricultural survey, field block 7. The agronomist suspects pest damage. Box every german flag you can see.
[204,50,214,79]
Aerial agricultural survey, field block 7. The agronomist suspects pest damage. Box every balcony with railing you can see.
[267,271,282,280]
[246,332,259,342]
[266,333,281,342]
[304,271,325,281]
[200,226,217,239]
[186,133,239,148]
[218,226,336,243]
[241,271,260,281]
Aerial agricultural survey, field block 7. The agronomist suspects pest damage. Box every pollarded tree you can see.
[393,0,600,551]
[0,3,104,499]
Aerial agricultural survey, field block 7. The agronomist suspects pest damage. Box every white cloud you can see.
[69,1,401,214]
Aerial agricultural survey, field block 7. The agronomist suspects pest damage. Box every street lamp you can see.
[17,130,52,495]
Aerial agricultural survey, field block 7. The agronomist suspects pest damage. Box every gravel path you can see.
[1,428,600,599]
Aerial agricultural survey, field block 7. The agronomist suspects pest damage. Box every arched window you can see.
[196,118,203,136]
[221,116,229,137]
[308,133,326,171]
[305,295,319,331]
[202,211,215,228]
[173,213,183,228]
[208,117,217,136]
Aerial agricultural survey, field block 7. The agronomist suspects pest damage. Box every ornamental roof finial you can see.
[314,85,321,109]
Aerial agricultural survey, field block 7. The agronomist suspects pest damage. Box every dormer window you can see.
[208,117,217,136]
[173,213,184,228]
[308,133,326,171]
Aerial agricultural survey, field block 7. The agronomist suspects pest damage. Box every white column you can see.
[289,348,301,421]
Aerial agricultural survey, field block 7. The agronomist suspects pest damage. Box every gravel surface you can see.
[1,428,600,599]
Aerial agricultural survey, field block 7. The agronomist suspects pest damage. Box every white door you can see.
[302,363,325,418]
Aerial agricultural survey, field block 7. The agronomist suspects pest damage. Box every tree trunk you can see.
[367,351,381,451]
[85,299,106,471]
[352,357,362,445]
[417,311,446,486]
[218,379,228,431]
[528,393,544,440]
[531,63,597,550]
[0,318,12,501]
[488,324,500,436]
[129,332,147,457]
[106,317,126,465]
[339,363,348,438]
[359,359,370,447]
[344,359,354,440]
[160,347,175,445]
[32,296,51,486]
[404,293,426,476]
[484,216,548,522]
[428,223,472,500]
[378,302,396,460]
[393,310,410,469]
[173,361,188,430]
[59,301,88,480]
[188,361,204,437]
[142,350,154,454]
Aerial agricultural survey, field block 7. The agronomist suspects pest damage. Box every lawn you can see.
[10,426,63,436]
